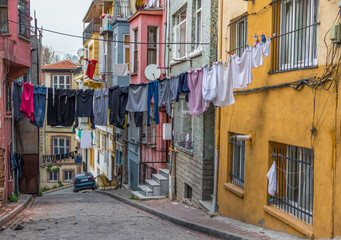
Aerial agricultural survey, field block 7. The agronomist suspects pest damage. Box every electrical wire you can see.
[6,19,210,45]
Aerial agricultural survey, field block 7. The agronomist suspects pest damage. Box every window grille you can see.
[229,14,248,57]
[18,0,30,39]
[174,98,192,150]
[0,0,8,33]
[271,0,319,73]
[229,135,245,188]
[270,143,314,224]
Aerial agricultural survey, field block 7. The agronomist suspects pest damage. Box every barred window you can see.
[270,142,314,224]
[271,0,319,73]
[174,97,192,150]
[0,0,8,33]
[18,0,30,39]
[229,14,247,57]
[229,134,245,188]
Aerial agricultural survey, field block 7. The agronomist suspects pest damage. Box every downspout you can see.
[166,0,170,76]
[332,77,339,238]
[11,83,17,195]
[212,0,224,213]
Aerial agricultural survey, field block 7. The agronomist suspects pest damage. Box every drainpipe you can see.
[11,83,17,195]
[212,0,224,213]
[166,0,170,76]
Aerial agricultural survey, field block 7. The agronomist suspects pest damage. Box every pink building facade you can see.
[128,3,170,184]
[0,0,31,203]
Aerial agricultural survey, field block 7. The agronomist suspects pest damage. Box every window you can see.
[6,82,11,113]
[229,135,245,188]
[229,14,247,57]
[97,151,100,164]
[271,0,318,72]
[133,29,138,73]
[53,137,70,155]
[270,142,314,224]
[174,98,192,150]
[101,133,106,151]
[195,0,202,48]
[0,0,8,32]
[49,171,58,182]
[147,26,158,65]
[53,75,70,89]
[123,35,130,70]
[64,171,73,181]
[174,9,187,58]
[184,183,192,200]
[18,0,30,38]
[113,34,118,64]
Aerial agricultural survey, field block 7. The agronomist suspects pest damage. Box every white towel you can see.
[267,161,278,196]
[113,64,129,76]
[80,131,92,149]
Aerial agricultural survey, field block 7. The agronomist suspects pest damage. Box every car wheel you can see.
[73,188,78,193]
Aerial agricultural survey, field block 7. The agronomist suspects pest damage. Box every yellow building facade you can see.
[217,0,341,238]
[39,61,80,189]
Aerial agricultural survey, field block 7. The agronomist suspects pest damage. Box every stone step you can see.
[152,174,169,196]
[152,174,167,184]
[145,180,160,196]
[159,169,170,179]
[138,185,153,197]
[131,191,167,200]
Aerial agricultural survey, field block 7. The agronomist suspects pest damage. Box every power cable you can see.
[6,20,210,45]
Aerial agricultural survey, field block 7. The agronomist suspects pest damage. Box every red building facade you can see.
[0,0,31,204]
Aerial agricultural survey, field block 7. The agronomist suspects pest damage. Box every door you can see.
[19,154,39,194]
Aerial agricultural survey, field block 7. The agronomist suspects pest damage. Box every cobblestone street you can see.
[0,188,217,240]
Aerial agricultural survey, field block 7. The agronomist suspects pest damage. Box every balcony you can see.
[83,18,101,43]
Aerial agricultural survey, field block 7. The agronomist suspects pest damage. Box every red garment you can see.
[20,82,34,122]
[85,59,98,79]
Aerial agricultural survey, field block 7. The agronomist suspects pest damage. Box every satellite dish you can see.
[145,64,161,81]
[77,48,83,57]
[71,56,79,64]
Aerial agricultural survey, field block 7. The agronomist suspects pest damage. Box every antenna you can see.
[71,56,79,65]
[77,48,83,57]
[145,64,161,81]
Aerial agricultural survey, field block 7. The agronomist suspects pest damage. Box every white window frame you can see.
[132,28,138,73]
[173,9,187,59]
[53,75,70,89]
[174,97,192,150]
[53,137,70,155]
[64,171,73,182]
[195,0,202,49]
[49,171,58,182]
[279,0,318,70]
[101,133,106,151]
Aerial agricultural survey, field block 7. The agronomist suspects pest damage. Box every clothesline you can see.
[12,39,271,140]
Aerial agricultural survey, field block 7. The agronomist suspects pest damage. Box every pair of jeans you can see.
[147,81,159,126]
[33,86,47,128]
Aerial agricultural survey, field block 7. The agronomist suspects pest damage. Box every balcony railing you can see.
[83,18,101,43]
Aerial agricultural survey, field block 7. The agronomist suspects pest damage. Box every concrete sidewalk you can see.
[97,189,305,240]
[0,194,32,228]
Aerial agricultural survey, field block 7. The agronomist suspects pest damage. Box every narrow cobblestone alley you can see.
[0,188,217,240]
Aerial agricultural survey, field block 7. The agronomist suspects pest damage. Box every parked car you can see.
[73,172,97,192]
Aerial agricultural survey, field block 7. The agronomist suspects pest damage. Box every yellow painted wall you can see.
[84,33,100,80]
[217,0,340,238]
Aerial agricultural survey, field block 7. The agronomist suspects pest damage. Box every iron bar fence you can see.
[83,18,101,43]
[270,0,319,73]
[230,137,245,188]
[270,146,314,224]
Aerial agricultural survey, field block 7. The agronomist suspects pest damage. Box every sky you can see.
[30,0,92,58]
